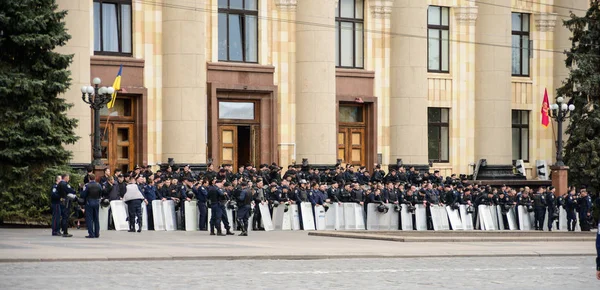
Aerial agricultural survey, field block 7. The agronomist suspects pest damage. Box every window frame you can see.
[512,110,530,163]
[218,0,259,63]
[511,12,530,77]
[427,107,450,163]
[93,0,133,56]
[427,6,450,73]
[335,0,364,69]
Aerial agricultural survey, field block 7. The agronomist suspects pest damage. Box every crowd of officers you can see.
[51,162,598,238]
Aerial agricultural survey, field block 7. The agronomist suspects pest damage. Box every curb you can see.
[0,253,594,263]
[308,232,597,243]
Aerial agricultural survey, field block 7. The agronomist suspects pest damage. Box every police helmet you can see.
[101,199,110,207]
[377,204,389,214]
[466,205,475,214]
[394,204,401,212]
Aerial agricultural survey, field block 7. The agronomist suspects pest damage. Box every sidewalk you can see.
[0,228,595,262]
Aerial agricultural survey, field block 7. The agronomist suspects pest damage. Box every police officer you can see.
[578,188,592,231]
[81,174,102,238]
[252,179,266,231]
[50,176,62,236]
[178,178,194,230]
[545,186,557,231]
[208,179,226,236]
[236,181,252,236]
[57,174,77,237]
[532,187,547,231]
[143,176,158,230]
[195,179,209,231]
[565,188,577,231]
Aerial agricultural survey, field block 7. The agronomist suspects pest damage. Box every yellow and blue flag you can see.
[107,65,122,109]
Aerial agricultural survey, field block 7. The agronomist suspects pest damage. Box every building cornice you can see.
[455,6,479,26]
[275,0,297,11]
[370,0,392,19]
[535,13,558,32]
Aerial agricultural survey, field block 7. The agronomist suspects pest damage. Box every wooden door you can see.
[338,127,365,166]
[250,125,260,168]
[100,123,135,172]
[219,125,237,169]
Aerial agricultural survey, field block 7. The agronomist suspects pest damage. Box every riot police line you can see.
[50,163,596,237]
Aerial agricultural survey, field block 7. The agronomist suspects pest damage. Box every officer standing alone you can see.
[81,174,102,238]
[50,176,62,236]
[236,181,252,236]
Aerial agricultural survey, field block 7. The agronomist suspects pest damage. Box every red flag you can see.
[541,89,550,127]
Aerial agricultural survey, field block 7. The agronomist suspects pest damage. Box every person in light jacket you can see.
[123,177,145,232]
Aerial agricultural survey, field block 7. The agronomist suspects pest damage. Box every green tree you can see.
[560,1,600,192]
[0,0,79,223]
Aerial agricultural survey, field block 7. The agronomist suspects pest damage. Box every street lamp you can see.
[549,96,575,166]
[81,78,114,166]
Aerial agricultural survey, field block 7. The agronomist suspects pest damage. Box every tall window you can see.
[93,0,132,55]
[511,13,530,76]
[336,0,364,68]
[218,0,258,62]
[428,108,450,163]
[427,6,450,73]
[512,110,530,162]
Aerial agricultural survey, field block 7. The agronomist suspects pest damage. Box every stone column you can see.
[452,5,478,174]
[295,0,337,165]
[389,1,428,165]
[161,0,207,164]
[56,0,91,164]
[474,0,512,165]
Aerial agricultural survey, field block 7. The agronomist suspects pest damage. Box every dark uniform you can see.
[532,192,546,230]
[578,194,592,231]
[50,183,61,236]
[208,185,225,236]
[195,185,208,231]
[81,181,102,238]
[143,184,158,230]
[236,186,252,236]
[565,193,577,231]
[545,191,557,231]
[57,180,76,237]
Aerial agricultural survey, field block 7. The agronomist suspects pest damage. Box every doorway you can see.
[218,124,259,170]
[338,103,367,167]
[99,96,137,172]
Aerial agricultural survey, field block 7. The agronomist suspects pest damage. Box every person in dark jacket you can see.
[57,174,77,237]
[143,176,158,230]
[81,174,102,238]
[50,176,62,236]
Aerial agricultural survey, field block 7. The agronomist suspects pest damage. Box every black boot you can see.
[226,228,234,235]
[128,222,135,232]
[137,220,142,233]
[216,229,226,236]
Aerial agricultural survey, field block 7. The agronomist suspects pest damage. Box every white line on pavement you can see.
[261,266,580,275]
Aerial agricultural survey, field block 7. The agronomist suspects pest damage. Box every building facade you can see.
[56,0,589,178]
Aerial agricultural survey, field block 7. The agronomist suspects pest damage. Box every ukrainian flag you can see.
[107,65,123,109]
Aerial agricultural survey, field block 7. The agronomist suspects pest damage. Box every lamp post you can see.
[548,96,575,166]
[81,77,114,166]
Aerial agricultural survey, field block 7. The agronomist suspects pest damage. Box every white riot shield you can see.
[506,206,518,230]
[140,202,148,231]
[430,205,442,231]
[152,200,165,231]
[489,205,499,230]
[528,210,535,229]
[378,204,392,230]
[272,205,286,230]
[259,203,274,231]
[226,208,234,229]
[495,206,505,231]
[517,205,532,230]
[479,205,496,231]
[401,204,414,231]
[184,201,198,231]
[343,203,357,230]
[446,206,463,230]
[207,208,225,231]
[575,215,581,231]
[163,200,177,231]
[389,205,400,230]
[354,204,366,230]
[438,206,450,230]
[459,205,474,231]
[282,205,293,230]
[290,204,301,230]
[314,205,326,230]
[415,204,427,231]
[99,204,110,231]
[300,202,315,230]
[366,203,379,230]
[325,203,337,230]
[248,205,253,233]
[558,206,567,231]
[543,209,549,231]
[109,200,129,231]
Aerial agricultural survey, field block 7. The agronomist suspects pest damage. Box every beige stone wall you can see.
[162,0,207,164]
[58,0,590,178]
[56,0,92,164]
[295,0,337,165]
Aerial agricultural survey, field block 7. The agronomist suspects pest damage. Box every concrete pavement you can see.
[0,228,595,262]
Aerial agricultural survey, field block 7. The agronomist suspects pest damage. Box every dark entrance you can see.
[237,126,251,167]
